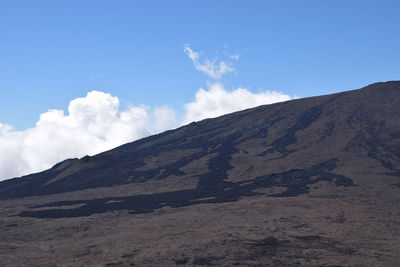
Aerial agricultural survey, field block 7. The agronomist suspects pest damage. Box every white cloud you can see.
[0,47,296,181]
[0,86,293,181]
[152,106,177,132]
[183,45,199,61]
[183,83,293,123]
[184,45,235,80]
[0,91,176,180]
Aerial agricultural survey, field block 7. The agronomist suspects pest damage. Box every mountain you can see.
[1,81,400,266]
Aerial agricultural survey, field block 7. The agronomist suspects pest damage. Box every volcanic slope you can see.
[0,81,400,266]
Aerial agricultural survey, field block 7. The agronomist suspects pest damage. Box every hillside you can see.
[0,81,400,266]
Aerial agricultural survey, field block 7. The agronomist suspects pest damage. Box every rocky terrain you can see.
[0,81,400,266]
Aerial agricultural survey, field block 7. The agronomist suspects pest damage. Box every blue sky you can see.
[1,0,399,130]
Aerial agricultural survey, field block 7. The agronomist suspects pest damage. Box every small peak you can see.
[358,81,400,95]
[364,80,400,88]
[80,155,91,162]
[51,158,79,171]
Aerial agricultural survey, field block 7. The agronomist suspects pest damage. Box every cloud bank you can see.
[0,91,175,180]
[183,83,292,123]
[0,46,294,181]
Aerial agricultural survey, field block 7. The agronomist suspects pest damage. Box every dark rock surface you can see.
[0,81,400,266]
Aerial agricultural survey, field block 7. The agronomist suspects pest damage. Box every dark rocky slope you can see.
[1,82,399,201]
[0,81,400,266]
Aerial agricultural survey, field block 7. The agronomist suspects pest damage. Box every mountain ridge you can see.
[1,81,400,266]
[1,81,400,201]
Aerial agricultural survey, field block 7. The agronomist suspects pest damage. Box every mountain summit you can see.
[1,81,400,266]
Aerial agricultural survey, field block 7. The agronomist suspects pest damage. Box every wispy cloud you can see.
[88,73,113,84]
[184,44,236,80]
[230,54,240,60]
[88,73,103,81]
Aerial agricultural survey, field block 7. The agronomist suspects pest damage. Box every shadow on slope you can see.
[18,158,354,218]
